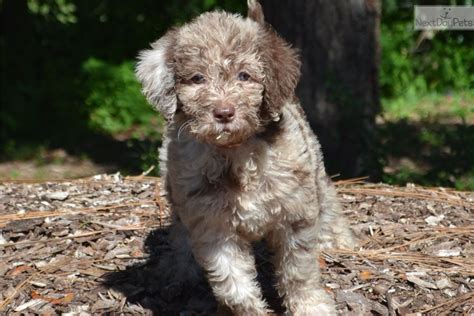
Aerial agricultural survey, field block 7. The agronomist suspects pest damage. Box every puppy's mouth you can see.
[186,116,258,148]
[213,127,244,148]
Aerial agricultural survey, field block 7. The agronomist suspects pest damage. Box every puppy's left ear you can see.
[259,27,301,120]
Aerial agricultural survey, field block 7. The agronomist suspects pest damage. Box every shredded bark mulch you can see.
[0,174,473,315]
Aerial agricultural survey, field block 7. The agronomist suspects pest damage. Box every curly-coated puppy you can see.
[136,1,356,314]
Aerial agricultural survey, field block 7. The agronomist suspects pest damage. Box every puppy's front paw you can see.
[300,302,337,316]
[286,289,337,316]
[319,222,358,251]
[333,229,359,250]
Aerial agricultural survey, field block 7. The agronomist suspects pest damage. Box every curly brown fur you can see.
[136,1,356,315]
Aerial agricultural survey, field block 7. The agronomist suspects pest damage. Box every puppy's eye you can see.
[238,72,250,81]
[190,74,205,84]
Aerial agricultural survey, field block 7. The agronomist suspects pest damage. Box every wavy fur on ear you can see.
[136,31,177,121]
[258,26,301,121]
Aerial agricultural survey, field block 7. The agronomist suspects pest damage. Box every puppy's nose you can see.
[213,105,235,123]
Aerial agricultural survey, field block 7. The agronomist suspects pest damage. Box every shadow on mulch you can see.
[102,227,284,315]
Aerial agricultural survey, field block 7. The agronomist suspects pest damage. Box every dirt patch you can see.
[0,175,472,315]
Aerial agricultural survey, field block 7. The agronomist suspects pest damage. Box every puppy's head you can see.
[136,0,300,147]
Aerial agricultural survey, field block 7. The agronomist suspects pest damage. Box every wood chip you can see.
[406,275,437,289]
[14,299,45,312]
[46,191,70,201]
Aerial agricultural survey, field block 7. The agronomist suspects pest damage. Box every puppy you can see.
[136,1,356,314]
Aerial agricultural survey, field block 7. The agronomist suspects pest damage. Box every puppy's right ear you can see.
[136,30,177,121]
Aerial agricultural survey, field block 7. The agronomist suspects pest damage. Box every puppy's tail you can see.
[247,0,265,25]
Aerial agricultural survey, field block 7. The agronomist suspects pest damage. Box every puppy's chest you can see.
[222,161,281,239]
[202,151,300,238]
[173,140,314,238]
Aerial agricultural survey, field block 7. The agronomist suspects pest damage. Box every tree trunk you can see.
[261,0,381,179]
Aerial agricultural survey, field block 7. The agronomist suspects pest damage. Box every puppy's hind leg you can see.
[316,172,357,250]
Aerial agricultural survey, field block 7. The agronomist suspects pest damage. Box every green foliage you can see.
[79,58,164,176]
[27,0,77,23]
[380,0,473,99]
[380,18,474,100]
[81,58,162,139]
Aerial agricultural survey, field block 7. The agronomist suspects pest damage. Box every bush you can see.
[81,58,163,140]
[380,22,474,101]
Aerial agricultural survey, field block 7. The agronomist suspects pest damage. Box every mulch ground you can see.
[0,174,473,315]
